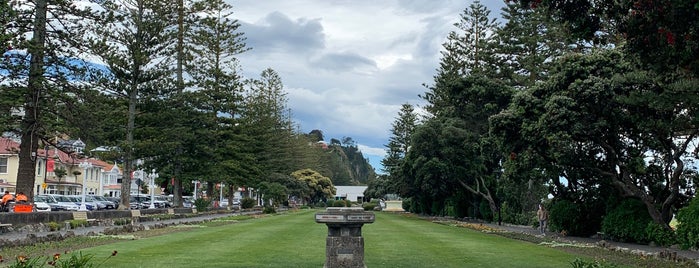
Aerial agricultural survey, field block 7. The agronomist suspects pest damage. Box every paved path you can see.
[478,221,699,264]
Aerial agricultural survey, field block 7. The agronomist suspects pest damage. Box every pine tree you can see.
[380,103,417,195]
[1,0,98,198]
[87,0,176,208]
[422,0,500,116]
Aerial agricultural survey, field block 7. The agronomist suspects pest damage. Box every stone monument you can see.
[315,207,375,268]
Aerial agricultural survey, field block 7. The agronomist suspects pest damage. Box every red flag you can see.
[47,158,55,172]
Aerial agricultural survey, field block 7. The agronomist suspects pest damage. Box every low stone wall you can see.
[0,208,198,226]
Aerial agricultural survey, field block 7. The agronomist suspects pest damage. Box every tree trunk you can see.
[456,178,498,221]
[17,0,48,200]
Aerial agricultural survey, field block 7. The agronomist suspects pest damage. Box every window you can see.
[0,157,7,174]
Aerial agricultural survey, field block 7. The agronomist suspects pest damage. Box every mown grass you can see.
[75,210,581,267]
[2,210,693,267]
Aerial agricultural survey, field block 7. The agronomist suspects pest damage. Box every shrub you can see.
[241,197,256,209]
[676,195,699,249]
[401,197,412,212]
[194,198,211,212]
[113,218,130,226]
[548,200,591,236]
[69,219,88,229]
[570,257,619,268]
[47,221,61,231]
[363,202,378,211]
[263,206,276,214]
[328,200,347,207]
[601,198,652,243]
[479,200,493,222]
[645,222,676,247]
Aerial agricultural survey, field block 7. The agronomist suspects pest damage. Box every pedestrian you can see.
[15,192,28,204]
[1,191,13,211]
[537,204,548,236]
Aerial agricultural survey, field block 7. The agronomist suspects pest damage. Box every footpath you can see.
[478,221,699,265]
[0,212,239,247]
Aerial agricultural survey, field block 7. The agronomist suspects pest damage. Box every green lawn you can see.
[79,210,581,267]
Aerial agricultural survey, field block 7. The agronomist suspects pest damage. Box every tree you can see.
[422,0,500,116]
[491,49,699,229]
[512,0,699,75]
[147,0,250,207]
[497,2,570,89]
[242,68,295,182]
[88,0,175,208]
[291,168,335,205]
[1,0,97,199]
[377,103,417,195]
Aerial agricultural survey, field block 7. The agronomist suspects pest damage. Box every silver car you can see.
[44,194,80,211]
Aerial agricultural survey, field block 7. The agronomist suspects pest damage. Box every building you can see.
[0,136,124,197]
[334,186,368,203]
[0,137,20,193]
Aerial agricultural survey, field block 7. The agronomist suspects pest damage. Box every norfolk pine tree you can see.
[87,0,175,208]
[1,0,98,198]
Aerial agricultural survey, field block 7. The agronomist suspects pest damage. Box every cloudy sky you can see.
[230,0,506,172]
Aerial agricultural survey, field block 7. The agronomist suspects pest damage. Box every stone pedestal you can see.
[315,207,375,268]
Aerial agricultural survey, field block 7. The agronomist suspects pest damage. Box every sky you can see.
[230,0,507,173]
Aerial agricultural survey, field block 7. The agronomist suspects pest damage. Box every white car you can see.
[32,195,52,212]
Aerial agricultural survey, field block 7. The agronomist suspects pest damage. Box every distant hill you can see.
[323,142,376,186]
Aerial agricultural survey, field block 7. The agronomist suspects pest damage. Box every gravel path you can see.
[477,221,699,264]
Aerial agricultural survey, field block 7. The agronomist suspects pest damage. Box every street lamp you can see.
[219,182,224,208]
[78,161,93,211]
[192,180,199,200]
[149,169,158,209]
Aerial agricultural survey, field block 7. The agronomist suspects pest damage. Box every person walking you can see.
[537,204,548,236]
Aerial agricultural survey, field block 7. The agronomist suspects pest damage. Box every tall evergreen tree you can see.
[422,0,500,116]
[379,103,417,195]
[87,0,176,208]
[497,2,568,89]
[1,0,97,198]
[241,68,294,188]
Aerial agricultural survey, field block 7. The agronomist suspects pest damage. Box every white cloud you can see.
[231,0,507,171]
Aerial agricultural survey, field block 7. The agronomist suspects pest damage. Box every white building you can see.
[334,186,367,203]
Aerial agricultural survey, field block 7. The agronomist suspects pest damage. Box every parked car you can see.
[44,194,80,211]
[104,196,120,209]
[152,195,170,208]
[129,196,149,209]
[65,195,96,210]
[90,195,116,209]
[32,195,51,212]
[183,196,194,208]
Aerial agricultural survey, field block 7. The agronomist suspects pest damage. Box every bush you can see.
[401,197,412,212]
[113,218,130,226]
[47,221,61,231]
[645,222,676,246]
[263,206,276,214]
[362,202,378,211]
[677,196,699,249]
[601,198,652,243]
[570,258,619,268]
[241,197,256,209]
[549,200,589,236]
[194,198,211,212]
[329,200,343,207]
[69,219,88,229]
[479,200,493,222]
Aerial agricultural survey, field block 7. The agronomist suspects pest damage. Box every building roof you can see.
[0,137,20,155]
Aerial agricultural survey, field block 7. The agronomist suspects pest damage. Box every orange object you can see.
[14,203,33,213]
